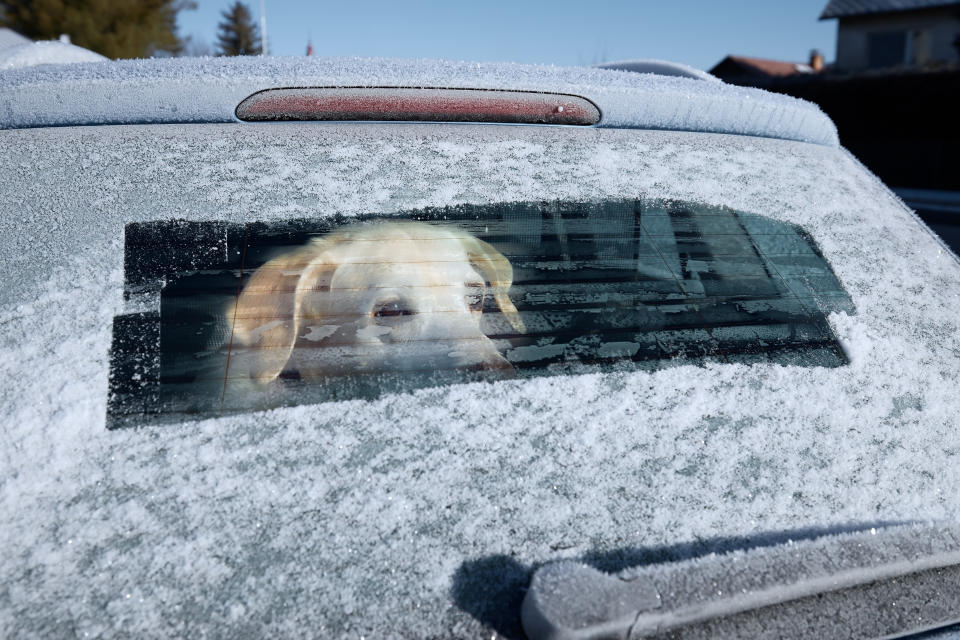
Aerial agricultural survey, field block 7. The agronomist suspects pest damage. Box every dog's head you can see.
[228,221,526,383]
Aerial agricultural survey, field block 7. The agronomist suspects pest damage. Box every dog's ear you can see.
[227,237,341,383]
[462,235,526,334]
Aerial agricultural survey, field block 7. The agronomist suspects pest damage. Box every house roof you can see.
[709,55,813,78]
[820,0,960,19]
[0,28,31,51]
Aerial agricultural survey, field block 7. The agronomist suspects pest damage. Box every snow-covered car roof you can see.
[595,58,720,82]
[0,55,838,146]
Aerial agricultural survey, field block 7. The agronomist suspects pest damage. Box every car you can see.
[3,55,960,639]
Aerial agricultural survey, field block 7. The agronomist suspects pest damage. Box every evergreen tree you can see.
[0,0,195,59]
[215,1,261,57]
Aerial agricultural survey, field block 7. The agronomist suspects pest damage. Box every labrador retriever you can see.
[226,221,526,384]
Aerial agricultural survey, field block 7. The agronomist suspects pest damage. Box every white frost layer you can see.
[595,59,720,83]
[0,40,107,70]
[1,123,958,637]
[0,55,838,146]
[0,27,31,51]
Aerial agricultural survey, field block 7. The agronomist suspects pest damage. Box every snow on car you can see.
[1,56,959,638]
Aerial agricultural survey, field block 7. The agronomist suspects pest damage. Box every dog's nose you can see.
[373,300,415,319]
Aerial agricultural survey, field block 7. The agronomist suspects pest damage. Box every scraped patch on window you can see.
[106,200,854,428]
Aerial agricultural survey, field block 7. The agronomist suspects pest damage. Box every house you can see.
[820,0,960,71]
[709,53,824,84]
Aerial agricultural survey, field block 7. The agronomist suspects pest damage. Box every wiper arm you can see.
[523,522,960,640]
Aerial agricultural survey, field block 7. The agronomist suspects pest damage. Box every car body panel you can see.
[0,56,838,146]
[2,119,959,636]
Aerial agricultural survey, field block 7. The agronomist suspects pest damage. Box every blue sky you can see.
[178,0,838,72]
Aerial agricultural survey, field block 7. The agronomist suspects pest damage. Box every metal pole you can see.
[260,0,268,55]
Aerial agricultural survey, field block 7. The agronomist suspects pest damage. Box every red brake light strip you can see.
[236,87,601,125]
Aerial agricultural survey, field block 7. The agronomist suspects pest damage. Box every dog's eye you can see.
[373,301,414,318]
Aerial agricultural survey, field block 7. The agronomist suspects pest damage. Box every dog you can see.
[226,221,526,385]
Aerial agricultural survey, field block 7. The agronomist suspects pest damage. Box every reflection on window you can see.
[107,200,854,427]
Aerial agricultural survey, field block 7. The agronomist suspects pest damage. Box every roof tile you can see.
[820,0,960,19]
[726,55,812,77]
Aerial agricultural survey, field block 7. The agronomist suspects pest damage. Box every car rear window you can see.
[107,199,854,427]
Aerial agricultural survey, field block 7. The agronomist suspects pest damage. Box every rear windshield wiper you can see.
[523,522,960,640]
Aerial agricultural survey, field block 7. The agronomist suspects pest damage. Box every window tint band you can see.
[107,200,854,428]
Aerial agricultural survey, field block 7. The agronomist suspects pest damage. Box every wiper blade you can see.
[522,522,960,640]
